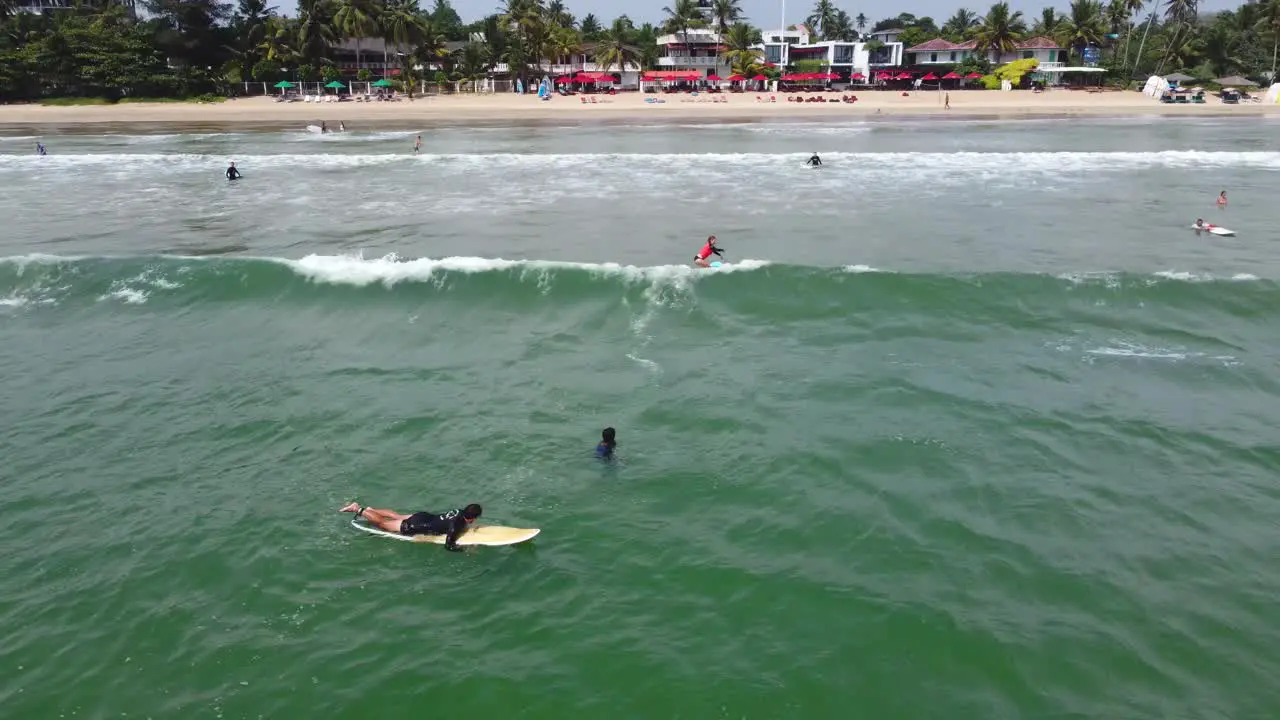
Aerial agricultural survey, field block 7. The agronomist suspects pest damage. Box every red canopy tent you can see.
[850,73,865,80]
[705,74,722,81]
[896,72,913,80]
[751,74,768,81]
[642,70,701,81]
[574,72,614,83]
[921,72,939,81]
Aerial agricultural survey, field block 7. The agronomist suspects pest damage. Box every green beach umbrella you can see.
[273,80,295,88]
[371,79,394,87]
[325,80,346,89]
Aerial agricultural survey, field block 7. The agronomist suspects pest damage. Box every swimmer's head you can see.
[602,427,616,446]
[463,504,483,522]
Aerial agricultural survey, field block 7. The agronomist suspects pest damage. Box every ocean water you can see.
[2,118,1280,719]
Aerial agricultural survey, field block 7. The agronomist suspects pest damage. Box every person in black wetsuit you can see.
[806,152,822,167]
[340,501,481,551]
[225,162,242,180]
[596,426,616,460]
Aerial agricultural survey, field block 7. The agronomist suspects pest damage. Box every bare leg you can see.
[339,503,412,532]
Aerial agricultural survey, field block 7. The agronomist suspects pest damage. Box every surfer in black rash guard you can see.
[807,152,822,167]
[340,502,481,551]
[225,162,242,180]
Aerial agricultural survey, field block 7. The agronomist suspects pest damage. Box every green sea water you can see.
[2,119,1280,719]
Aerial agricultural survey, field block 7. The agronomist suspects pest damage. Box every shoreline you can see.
[1,91,1276,131]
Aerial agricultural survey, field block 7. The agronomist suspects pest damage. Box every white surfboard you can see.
[1191,224,1234,236]
[350,519,540,546]
[305,125,324,134]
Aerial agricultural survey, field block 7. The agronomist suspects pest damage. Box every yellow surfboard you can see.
[351,519,539,546]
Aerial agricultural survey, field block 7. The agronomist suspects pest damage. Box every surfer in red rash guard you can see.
[693,235,724,268]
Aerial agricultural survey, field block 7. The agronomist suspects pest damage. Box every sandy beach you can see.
[1,89,1276,128]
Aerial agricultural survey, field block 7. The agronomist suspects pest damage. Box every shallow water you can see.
[1,118,1279,719]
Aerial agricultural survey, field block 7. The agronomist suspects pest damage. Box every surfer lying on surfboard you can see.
[340,502,481,551]
[694,235,724,268]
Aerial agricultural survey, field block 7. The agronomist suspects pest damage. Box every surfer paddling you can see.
[694,235,725,268]
[341,502,482,551]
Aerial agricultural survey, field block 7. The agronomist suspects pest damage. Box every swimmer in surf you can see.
[807,152,822,167]
[414,135,422,154]
[225,162,242,180]
[694,235,724,267]
[321,120,328,133]
[340,502,482,551]
[36,142,47,156]
[1217,191,1227,208]
[339,121,346,132]
[596,427,617,459]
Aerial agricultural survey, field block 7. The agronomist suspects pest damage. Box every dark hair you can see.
[463,503,482,520]
[602,427,616,445]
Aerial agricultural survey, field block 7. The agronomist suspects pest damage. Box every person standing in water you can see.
[596,427,617,460]
[225,162,242,180]
[414,135,422,154]
[1217,191,1227,208]
[806,152,822,167]
[36,142,46,156]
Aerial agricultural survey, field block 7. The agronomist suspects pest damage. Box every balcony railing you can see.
[657,56,720,67]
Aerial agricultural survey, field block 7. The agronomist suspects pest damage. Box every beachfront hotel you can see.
[656,28,733,80]
[754,26,905,82]
[904,36,1064,69]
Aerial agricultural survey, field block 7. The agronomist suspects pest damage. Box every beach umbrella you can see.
[965,72,983,79]
[921,72,939,81]
[705,74,722,82]
[850,72,865,80]
[942,72,962,80]
[371,78,394,87]
[273,80,295,88]
[1214,75,1257,87]
[896,72,913,80]
[728,74,745,81]
[1163,72,1196,83]
[324,80,346,92]
[752,74,768,81]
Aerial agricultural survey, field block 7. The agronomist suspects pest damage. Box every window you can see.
[949,52,956,61]
[930,52,937,62]
[1049,50,1057,62]
[1022,50,1033,59]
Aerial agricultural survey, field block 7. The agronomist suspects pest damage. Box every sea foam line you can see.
[280,253,772,286]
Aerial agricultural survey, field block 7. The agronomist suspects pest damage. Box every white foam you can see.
[99,287,148,304]
[280,253,771,287]
[0,295,29,308]
[843,264,886,273]
[7,150,1280,174]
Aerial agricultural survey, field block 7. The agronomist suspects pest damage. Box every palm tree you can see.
[296,0,336,65]
[333,0,381,76]
[258,16,296,64]
[711,0,741,36]
[1057,0,1106,63]
[545,0,573,29]
[1257,0,1280,79]
[1156,0,1198,73]
[943,8,982,40]
[855,12,867,36]
[723,24,766,78]
[382,0,425,56]
[1033,7,1060,36]
[662,0,704,50]
[1200,19,1242,76]
[579,13,601,40]
[827,10,856,41]
[806,0,837,39]
[974,2,1027,60]
[595,17,638,73]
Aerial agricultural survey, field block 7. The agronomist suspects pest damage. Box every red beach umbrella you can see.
[705,74,722,81]
[752,74,768,81]
[942,72,962,79]
[921,72,939,81]
[966,72,983,79]
[728,74,745,81]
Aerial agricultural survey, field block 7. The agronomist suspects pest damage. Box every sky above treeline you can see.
[283,0,1240,28]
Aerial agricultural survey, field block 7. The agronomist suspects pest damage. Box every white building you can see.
[904,36,1064,68]
[755,26,904,78]
[656,28,732,78]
